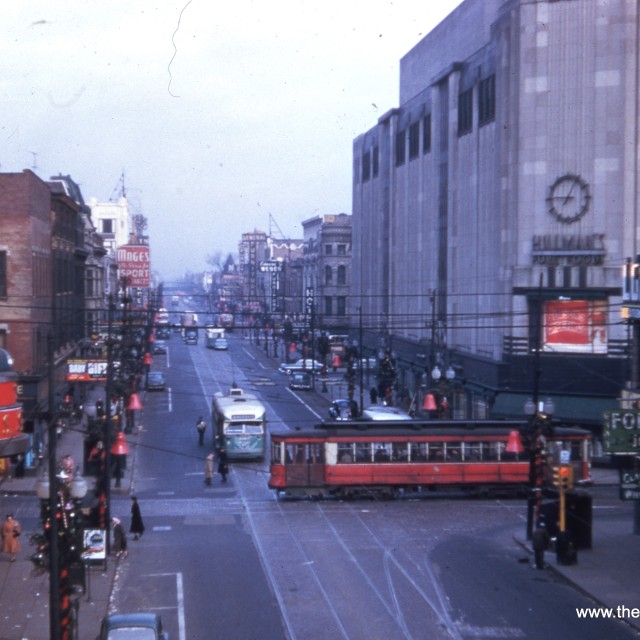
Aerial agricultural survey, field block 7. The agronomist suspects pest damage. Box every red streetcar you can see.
[268,420,592,499]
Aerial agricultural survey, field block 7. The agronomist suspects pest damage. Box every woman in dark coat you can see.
[218,448,229,483]
[130,496,145,540]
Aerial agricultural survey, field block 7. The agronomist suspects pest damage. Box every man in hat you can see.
[532,522,550,569]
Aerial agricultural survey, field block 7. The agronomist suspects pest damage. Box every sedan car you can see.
[146,371,166,391]
[278,358,324,375]
[213,338,228,350]
[152,340,167,355]
[99,612,169,640]
[328,398,355,420]
[289,371,312,390]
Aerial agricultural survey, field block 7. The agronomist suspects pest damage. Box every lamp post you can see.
[111,431,129,489]
[525,396,555,538]
[430,364,456,418]
[35,467,88,640]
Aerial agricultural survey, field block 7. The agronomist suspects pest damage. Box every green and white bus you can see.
[211,388,267,460]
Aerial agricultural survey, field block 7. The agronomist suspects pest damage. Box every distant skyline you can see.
[2,0,464,280]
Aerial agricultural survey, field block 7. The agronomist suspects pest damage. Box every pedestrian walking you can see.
[532,523,550,569]
[218,447,229,483]
[1,514,21,562]
[130,496,145,540]
[204,452,215,486]
[112,517,128,559]
[196,416,207,446]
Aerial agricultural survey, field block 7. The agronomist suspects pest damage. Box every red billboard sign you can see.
[116,245,150,287]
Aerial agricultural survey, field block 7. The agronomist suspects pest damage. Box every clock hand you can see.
[563,179,577,205]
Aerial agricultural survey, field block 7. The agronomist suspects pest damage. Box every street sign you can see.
[305,287,314,314]
[603,410,640,454]
[619,469,640,501]
[259,260,283,273]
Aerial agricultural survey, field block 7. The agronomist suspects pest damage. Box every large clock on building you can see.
[546,174,591,223]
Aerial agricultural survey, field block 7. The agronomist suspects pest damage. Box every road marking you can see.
[152,526,172,532]
[285,387,323,420]
[145,572,186,640]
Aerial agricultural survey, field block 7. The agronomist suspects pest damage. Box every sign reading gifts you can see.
[116,244,150,287]
[67,359,109,382]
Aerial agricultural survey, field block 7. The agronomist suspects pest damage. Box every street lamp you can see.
[35,466,88,640]
[525,396,555,538]
[111,431,129,489]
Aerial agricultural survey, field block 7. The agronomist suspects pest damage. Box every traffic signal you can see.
[552,464,574,490]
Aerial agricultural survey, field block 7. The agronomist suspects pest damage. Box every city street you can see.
[106,333,639,639]
[1,332,639,640]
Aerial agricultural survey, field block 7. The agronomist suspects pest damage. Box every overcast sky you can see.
[2,1,463,281]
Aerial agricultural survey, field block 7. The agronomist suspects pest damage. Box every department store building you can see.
[352,0,639,437]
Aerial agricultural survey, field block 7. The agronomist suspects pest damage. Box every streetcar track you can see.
[315,502,463,640]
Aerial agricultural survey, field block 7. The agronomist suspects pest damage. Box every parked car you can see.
[213,338,228,350]
[361,405,413,421]
[328,398,355,420]
[152,340,167,355]
[99,612,169,640]
[278,359,324,375]
[146,371,166,391]
[289,371,312,391]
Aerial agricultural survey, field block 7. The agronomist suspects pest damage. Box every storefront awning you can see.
[0,434,30,458]
[491,392,616,426]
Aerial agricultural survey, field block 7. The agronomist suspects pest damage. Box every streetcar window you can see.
[466,442,482,460]
[410,442,427,461]
[392,443,408,462]
[429,443,445,461]
[374,444,391,462]
[311,443,324,464]
[446,445,461,462]
[338,443,354,463]
[487,441,505,461]
[355,442,370,462]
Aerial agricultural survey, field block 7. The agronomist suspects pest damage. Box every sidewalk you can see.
[513,466,640,632]
[0,384,136,640]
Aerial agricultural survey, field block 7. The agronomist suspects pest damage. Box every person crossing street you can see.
[196,416,207,446]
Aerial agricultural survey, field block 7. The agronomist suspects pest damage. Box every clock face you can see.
[546,174,590,223]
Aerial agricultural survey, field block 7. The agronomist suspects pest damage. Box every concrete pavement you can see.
[0,383,135,640]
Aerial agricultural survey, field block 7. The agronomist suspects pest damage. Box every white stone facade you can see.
[353,0,636,372]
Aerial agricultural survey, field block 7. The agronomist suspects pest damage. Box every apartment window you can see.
[373,146,379,177]
[423,114,431,154]
[0,251,6,298]
[408,121,420,160]
[362,150,371,182]
[395,129,406,166]
[337,244,346,256]
[325,244,333,256]
[324,296,333,316]
[101,219,114,234]
[458,88,473,136]
[479,74,496,125]
[337,296,347,316]
[325,265,333,285]
[337,265,346,285]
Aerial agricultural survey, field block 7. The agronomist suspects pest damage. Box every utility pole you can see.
[47,333,61,640]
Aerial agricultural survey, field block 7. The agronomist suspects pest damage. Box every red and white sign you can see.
[116,245,150,287]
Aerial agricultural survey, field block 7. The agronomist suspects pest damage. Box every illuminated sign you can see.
[66,359,109,382]
[116,244,150,287]
[603,410,640,454]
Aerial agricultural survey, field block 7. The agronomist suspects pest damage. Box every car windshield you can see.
[148,373,162,381]
[107,628,157,639]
